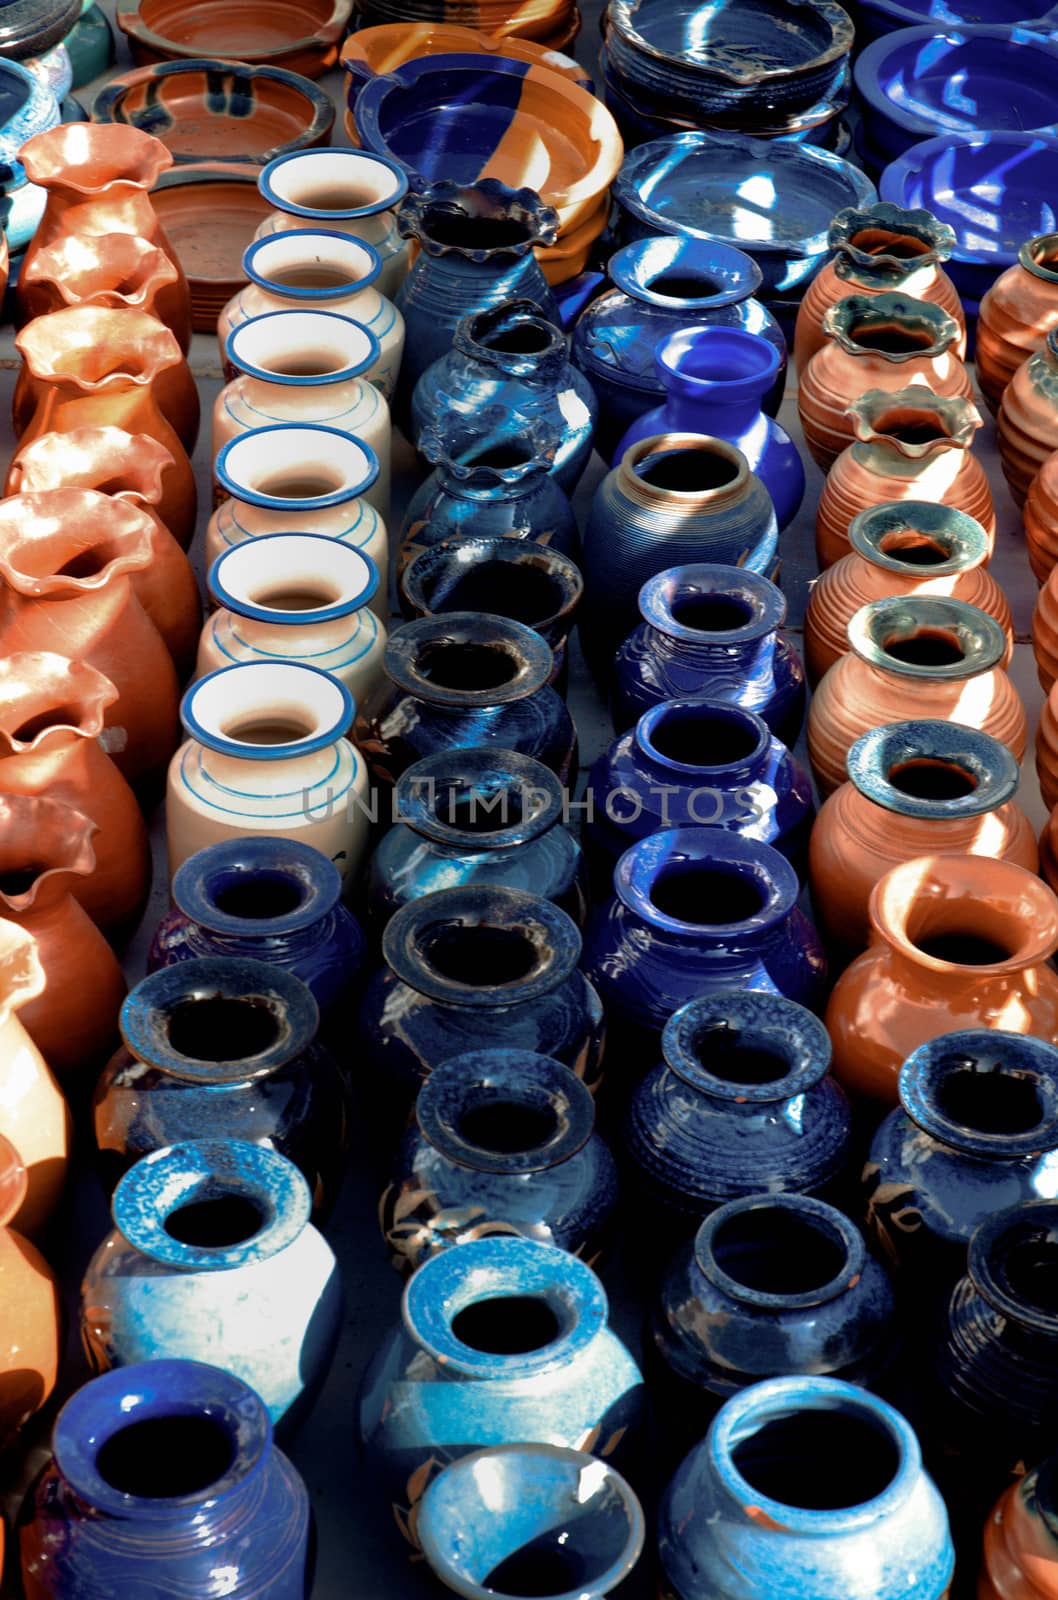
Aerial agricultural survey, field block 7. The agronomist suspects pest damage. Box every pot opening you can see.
[458,1099,559,1154]
[293,182,382,210]
[428,562,566,628]
[484,1537,595,1598]
[647,270,725,298]
[850,320,936,354]
[635,447,738,492]
[423,211,532,251]
[935,1066,1044,1136]
[881,628,964,668]
[96,1414,235,1499]
[999,1229,1058,1315]
[881,410,949,446]
[222,713,317,745]
[452,1293,561,1354]
[650,863,765,925]
[436,787,525,835]
[732,1408,900,1509]
[688,1020,791,1084]
[877,530,951,566]
[251,468,344,500]
[421,923,540,986]
[483,324,552,355]
[164,1193,266,1248]
[417,640,520,692]
[466,444,535,470]
[888,757,977,801]
[913,930,1014,965]
[669,592,754,632]
[11,703,82,741]
[0,864,43,895]
[850,227,931,260]
[165,995,281,1060]
[246,581,342,612]
[263,349,349,377]
[649,705,758,766]
[211,872,307,919]
[712,1207,848,1295]
[266,262,357,291]
[27,539,120,581]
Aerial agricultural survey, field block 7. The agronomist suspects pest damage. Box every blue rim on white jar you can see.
[224,309,381,388]
[181,661,354,762]
[216,423,380,512]
[256,148,410,299]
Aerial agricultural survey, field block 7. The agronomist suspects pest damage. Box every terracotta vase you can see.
[809,721,1037,954]
[17,122,191,346]
[998,330,1058,508]
[979,1453,1058,1600]
[1025,450,1058,585]
[807,595,1026,798]
[1032,681,1058,810]
[805,501,1012,686]
[0,491,181,794]
[1033,562,1058,692]
[977,233,1058,415]
[825,854,1058,1106]
[816,386,993,569]
[798,293,973,471]
[12,305,200,457]
[0,1130,61,1451]
[1040,806,1058,899]
[794,202,965,376]
[0,923,71,1237]
[15,234,189,352]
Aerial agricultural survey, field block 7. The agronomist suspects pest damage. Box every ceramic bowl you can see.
[116,0,353,77]
[614,130,876,293]
[63,0,113,90]
[0,57,60,184]
[352,0,581,48]
[91,58,334,164]
[0,0,80,60]
[341,22,591,93]
[852,0,1058,45]
[151,160,271,330]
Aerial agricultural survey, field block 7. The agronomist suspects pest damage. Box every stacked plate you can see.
[351,0,581,52]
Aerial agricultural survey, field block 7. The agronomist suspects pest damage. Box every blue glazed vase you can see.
[80,1140,342,1433]
[615,326,806,530]
[365,747,586,929]
[358,1235,644,1510]
[92,957,348,1216]
[658,1376,953,1600]
[148,836,367,1017]
[580,437,779,682]
[411,299,598,494]
[380,1049,617,1272]
[19,1358,312,1599]
[613,564,806,740]
[571,236,787,459]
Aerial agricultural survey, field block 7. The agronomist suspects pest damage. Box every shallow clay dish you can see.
[151,161,269,330]
[116,0,353,78]
[91,58,334,164]
[341,23,591,92]
[352,0,580,49]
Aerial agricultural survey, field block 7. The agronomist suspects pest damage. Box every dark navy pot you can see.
[148,837,366,1016]
[366,747,586,929]
[612,564,806,741]
[380,1049,617,1272]
[20,1359,311,1599]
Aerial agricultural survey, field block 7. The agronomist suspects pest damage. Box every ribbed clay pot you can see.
[0,1130,61,1454]
[16,233,188,351]
[815,386,993,570]
[798,293,972,471]
[1032,679,1058,810]
[1031,560,1058,691]
[998,329,1058,507]
[979,1450,1058,1600]
[1025,449,1058,585]
[807,595,1026,798]
[0,922,70,1237]
[978,232,1058,414]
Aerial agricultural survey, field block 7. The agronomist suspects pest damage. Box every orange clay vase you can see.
[1025,451,1058,585]
[0,1130,61,1450]
[798,293,973,471]
[825,853,1058,1106]
[8,427,201,676]
[804,501,1011,686]
[816,386,993,569]
[977,233,1058,415]
[1032,562,1058,691]
[998,330,1058,508]
[17,122,191,348]
[15,235,187,352]
[12,305,200,458]
[1032,680,1058,810]
[0,492,181,795]
[794,202,965,376]
[979,1451,1058,1600]
[809,720,1037,954]
[807,594,1027,799]
[0,795,126,1089]
[0,654,149,939]
[0,923,71,1237]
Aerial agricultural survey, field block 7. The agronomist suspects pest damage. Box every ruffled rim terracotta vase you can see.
[998,328,1058,508]
[1026,448,1058,586]
[977,232,1058,415]
[15,233,187,351]
[0,920,71,1236]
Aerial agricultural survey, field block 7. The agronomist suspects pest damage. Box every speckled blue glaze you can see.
[92,957,348,1216]
[411,299,598,494]
[80,1140,342,1432]
[22,1359,311,1598]
[365,748,586,928]
[612,565,806,741]
[148,837,366,1016]
[380,1050,617,1271]
[0,55,59,190]
[659,1376,953,1600]
[358,1236,644,1505]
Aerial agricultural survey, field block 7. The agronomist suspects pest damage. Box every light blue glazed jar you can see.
[80,1140,342,1433]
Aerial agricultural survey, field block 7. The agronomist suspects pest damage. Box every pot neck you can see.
[661,989,833,1107]
[614,829,798,955]
[0,651,116,756]
[846,720,1020,821]
[608,234,762,311]
[1018,232,1058,285]
[654,326,778,434]
[616,434,751,515]
[694,1194,865,1311]
[847,595,1006,684]
[171,836,343,944]
[11,424,172,505]
[453,299,567,383]
[397,181,558,260]
[416,1051,594,1175]
[969,1201,1058,1338]
[384,615,553,709]
[830,204,953,290]
[0,792,96,915]
[181,661,354,761]
[395,747,564,851]
[848,501,989,579]
[638,564,784,665]
[822,292,959,363]
[633,698,772,787]
[899,1030,1058,1163]
[848,387,979,469]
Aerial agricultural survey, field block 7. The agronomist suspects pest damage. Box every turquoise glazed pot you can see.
[80,1140,341,1432]
[19,1359,311,1598]
[61,0,111,89]
[658,1376,953,1600]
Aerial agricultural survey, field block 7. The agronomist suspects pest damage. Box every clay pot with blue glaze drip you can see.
[658,1376,954,1600]
[613,564,805,741]
[411,298,597,495]
[614,327,805,530]
[380,1050,617,1273]
[80,1140,342,1434]
[365,747,586,929]
[19,1359,312,1599]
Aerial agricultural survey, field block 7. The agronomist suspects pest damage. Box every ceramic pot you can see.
[816,386,993,569]
[1025,449,1058,584]
[1032,680,1058,809]
[580,435,778,680]
[979,1453,1058,1600]
[256,147,411,298]
[807,596,1026,798]
[1029,560,1058,691]
[16,233,188,351]
[658,1376,953,1600]
[612,564,805,742]
[978,233,1058,414]
[799,293,972,471]
[199,533,387,718]
[149,837,366,1016]
[411,298,598,495]
[81,1139,341,1430]
[219,230,403,399]
[999,329,1058,507]
[365,747,585,928]
[92,956,348,1213]
[357,614,577,788]
[794,203,964,376]
[19,1359,311,1599]
[380,1050,617,1272]
[358,1235,644,1507]
[571,235,786,460]
[825,855,1058,1106]
[810,721,1037,954]
[1042,806,1058,897]
[0,924,69,1236]
[0,1131,61,1453]
[168,662,367,881]
[805,501,1011,685]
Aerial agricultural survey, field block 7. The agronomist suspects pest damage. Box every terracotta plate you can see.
[117,0,353,78]
[151,162,269,330]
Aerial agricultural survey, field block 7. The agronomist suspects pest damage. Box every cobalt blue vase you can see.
[148,837,367,1017]
[19,1359,312,1599]
[380,1049,617,1272]
[612,564,805,739]
[365,747,586,928]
